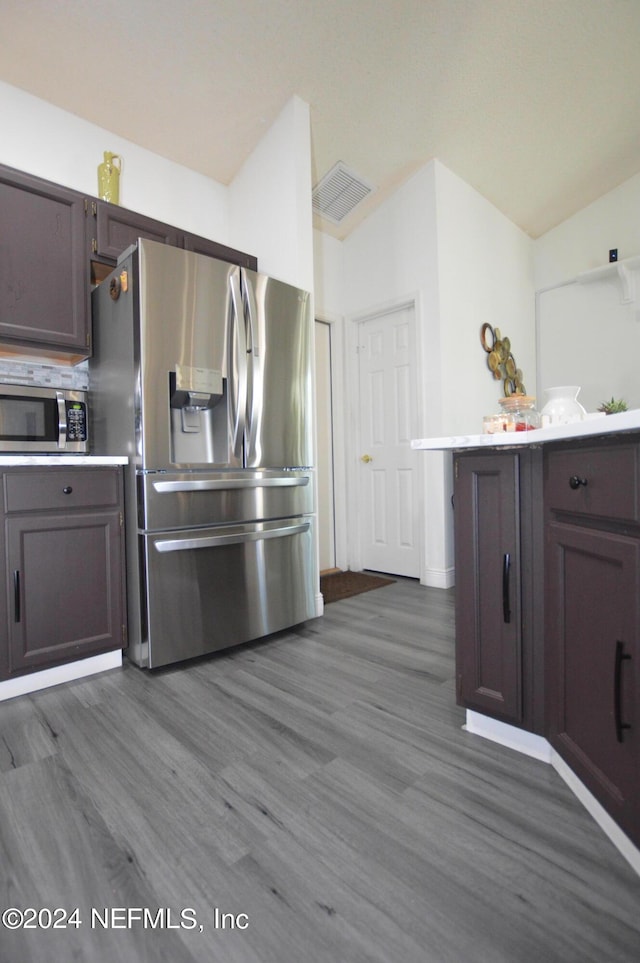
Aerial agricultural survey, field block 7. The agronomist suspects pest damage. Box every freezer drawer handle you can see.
[152,476,309,493]
[154,521,310,553]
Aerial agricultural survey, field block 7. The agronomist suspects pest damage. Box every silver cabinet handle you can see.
[152,476,309,493]
[154,521,310,553]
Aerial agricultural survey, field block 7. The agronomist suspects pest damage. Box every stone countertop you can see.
[411,409,640,451]
[0,455,128,466]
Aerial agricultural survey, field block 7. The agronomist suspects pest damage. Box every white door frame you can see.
[345,295,425,580]
[314,311,349,573]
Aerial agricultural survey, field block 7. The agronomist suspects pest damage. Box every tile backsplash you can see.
[0,359,89,390]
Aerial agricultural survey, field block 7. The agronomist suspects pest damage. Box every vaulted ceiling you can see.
[1,0,639,239]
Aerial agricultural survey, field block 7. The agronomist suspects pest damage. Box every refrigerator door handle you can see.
[154,521,310,553]
[241,267,261,462]
[241,267,259,358]
[152,476,310,493]
[228,269,248,462]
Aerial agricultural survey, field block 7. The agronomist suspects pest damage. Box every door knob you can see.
[360,454,373,463]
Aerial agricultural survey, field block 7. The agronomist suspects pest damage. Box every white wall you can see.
[229,96,313,291]
[340,159,535,438]
[313,229,349,571]
[534,171,640,290]
[0,81,229,242]
[342,162,443,437]
[340,162,448,586]
[314,159,535,587]
[0,81,314,395]
[534,171,640,412]
[313,230,344,320]
[0,81,313,287]
[433,167,534,585]
[435,162,536,436]
[314,320,335,571]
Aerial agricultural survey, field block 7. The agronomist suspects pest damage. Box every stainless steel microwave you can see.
[0,383,89,453]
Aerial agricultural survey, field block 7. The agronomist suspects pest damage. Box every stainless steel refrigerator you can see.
[90,238,317,668]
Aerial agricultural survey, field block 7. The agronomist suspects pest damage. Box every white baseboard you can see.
[465,710,552,763]
[422,566,455,589]
[465,710,640,877]
[550,749,640,877]
[0,650,122,703]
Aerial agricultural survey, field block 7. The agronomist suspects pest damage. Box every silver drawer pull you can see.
[154,521,310,553]
[153,476,309,494]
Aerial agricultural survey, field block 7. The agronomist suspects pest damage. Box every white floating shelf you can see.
[576,254,640,303]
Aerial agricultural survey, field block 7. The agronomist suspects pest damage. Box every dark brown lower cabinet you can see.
[0,467,126,680]
[453,448,544,731]
[545,439,640,847]
[455,434,640,847]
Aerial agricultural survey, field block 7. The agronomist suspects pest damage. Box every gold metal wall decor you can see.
[480,323,526,396]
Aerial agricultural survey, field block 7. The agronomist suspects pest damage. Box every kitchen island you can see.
[411,406,640,451]
[0,455,128,702]
[412,410,640,873]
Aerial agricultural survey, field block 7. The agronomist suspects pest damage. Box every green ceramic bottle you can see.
[97,151,121,204]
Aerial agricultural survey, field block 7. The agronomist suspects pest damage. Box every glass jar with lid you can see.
[498,395,541,432]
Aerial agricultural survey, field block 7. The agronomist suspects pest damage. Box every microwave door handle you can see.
[56,391,67,449]
[228,270,247,461]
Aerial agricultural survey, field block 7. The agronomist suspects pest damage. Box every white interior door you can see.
[357,305,420,577]
[314,320,336,572]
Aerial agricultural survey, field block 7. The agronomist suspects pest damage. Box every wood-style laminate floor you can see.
[1,579,639,963]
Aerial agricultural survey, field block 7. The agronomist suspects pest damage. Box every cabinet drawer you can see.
[545,443,640,522]
[4,468,121,513]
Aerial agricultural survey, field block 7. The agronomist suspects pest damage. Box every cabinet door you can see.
[0,166,89,354]
[5,510,124,676]
[546,522,640,845]
[91,200,180,261]
[454,452,522,723]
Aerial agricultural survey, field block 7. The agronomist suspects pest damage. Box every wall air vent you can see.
[312,162,375,224]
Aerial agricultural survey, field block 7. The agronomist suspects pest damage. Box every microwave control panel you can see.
[66,401,88,441]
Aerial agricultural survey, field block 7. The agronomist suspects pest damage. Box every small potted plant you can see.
[597,396,628,415]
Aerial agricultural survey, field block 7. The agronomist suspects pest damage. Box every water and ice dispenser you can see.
[169,364,228,464]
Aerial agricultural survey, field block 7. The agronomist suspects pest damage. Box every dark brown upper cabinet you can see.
[89,200,179,263]
[0,165,90,361]
[87,198,257,274]
[0,162,257,362]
